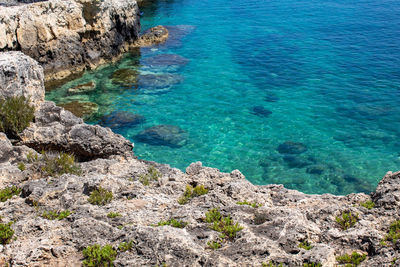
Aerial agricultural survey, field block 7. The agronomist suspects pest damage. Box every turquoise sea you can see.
[47,0,400,195]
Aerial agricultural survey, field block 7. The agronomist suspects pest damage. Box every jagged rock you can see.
[0,51,44,109]
[372,171,400,210]
[19,101,133,160]
[99,111,145,129]
[0,0,140,84]
[135,124,188,148]
[134,25,169,47]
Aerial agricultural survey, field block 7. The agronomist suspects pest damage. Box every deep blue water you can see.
[47,0,400,194]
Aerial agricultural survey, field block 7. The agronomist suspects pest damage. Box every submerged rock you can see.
[134,25,169,47]
[283,155,312,168]
[99,111,145,129]
[57,101,98,119]
[264,94,279,102]
[68,81,96,94]
[277,141,307,154]
[110,68,139,88]
[306,164,326,175]
[141,54,189,70]
[251,106,272,117]
[135,124,188,147]
[138,73,183,92]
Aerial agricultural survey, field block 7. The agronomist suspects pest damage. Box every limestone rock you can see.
[0,0,140,84]
[0,51,44,108]
[134,25,169,47]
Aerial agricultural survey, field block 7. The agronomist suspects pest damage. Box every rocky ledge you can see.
[0,0,140,87]
[0,44,399,267]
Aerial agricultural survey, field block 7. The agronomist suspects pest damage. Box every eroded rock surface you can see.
[0,0,140,84]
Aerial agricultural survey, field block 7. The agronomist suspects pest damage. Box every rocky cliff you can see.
[0,0,140,87]
[0,52,399,267]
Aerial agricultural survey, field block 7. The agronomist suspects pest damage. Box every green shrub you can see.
[82,244,117,267]
[0,222,14,245]
[40,151,81,177]
[204,208,243,240]
[156,218,188,228]
[26,151,38,163]
[360,200,375,210]
[139,166,161,186]
[303,263,321,267]
[382,220,400,246]
[336,251,366,266]
[118,241,133,252]
[41,210,71,220]
[88,187,113,206]
[237,200,262,208]
[298,240,312,250]
[178,184,208,205]
[335,212,358,230]
[0,186,21,202]
[17,162,26,171]
[0,96,35,138]
[207,240,221,250]
[107,212,121,218]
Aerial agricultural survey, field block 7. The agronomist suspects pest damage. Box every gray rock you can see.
[0,51,44,109]
[135,124,188,148]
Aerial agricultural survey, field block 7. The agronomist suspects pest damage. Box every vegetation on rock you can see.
[381,220,400,246]
[88,187,113,206]
[335,211,358,230]
[298,240,313,250]
[178,184,208,204]
[237,200,262,208]
[0,186,21,202]
[336,251,366,266]
[82,244,117,267]
[0,222,14,245]
[261,262,283,267]
[139,166,161,186]
[205,208,243,240]
[118,241,133,252]
[303,263,322,267]
[41,210,71,220]
[207,240,221,250]
[39,151,81,177]
[107,212,121,218]
[360,200,375,210]
[0,96,35,138]
[156,218,188,228]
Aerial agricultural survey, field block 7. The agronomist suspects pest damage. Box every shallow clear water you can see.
[46,0,400,195]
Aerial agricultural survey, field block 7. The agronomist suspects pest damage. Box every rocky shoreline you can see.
[0,1,399,266]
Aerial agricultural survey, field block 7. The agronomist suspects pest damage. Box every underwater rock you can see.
[251,106,272,117]
[283,155,311,168]
[111,68,139,88]
[134,25,169,47]
[68,81,96,94]
[57,101,98,119]
[135,124,188,147]
[141,54,189,70]
[277,141,307,154]
[162,25,196,49]
[306,164,326,175]
[138,73,183,92]
[99,111,145,129]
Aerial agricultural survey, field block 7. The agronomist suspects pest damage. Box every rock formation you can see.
[0,0,140,86]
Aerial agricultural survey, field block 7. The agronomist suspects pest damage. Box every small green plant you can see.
[335,211,358,230]
[156,218,188,228]
[360,200,375,210]
[88,187,113,206]
[40,151,81,177]
[298,240,312,250]
[178,184,209,205]
[0,96,35,138]
[0,222,14,245]
[17,162,26,171]
[207,240,222,250]
[303,263,321,267]
[107,212,121,218]
[382,220,400,246]
[139,166,161,186]
[26,151,38,163]
[118,241,133,252]
[336,251,366,266]
[117,225,124,230]
[41,210,71,220]
[82,244,117,267]
[0,186,21,202]
[237,200,262,208]
[391,257,398,266]
[204,208,243,240]
[262,262,283,267]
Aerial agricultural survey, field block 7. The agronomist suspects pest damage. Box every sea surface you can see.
[46,0,400,195]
